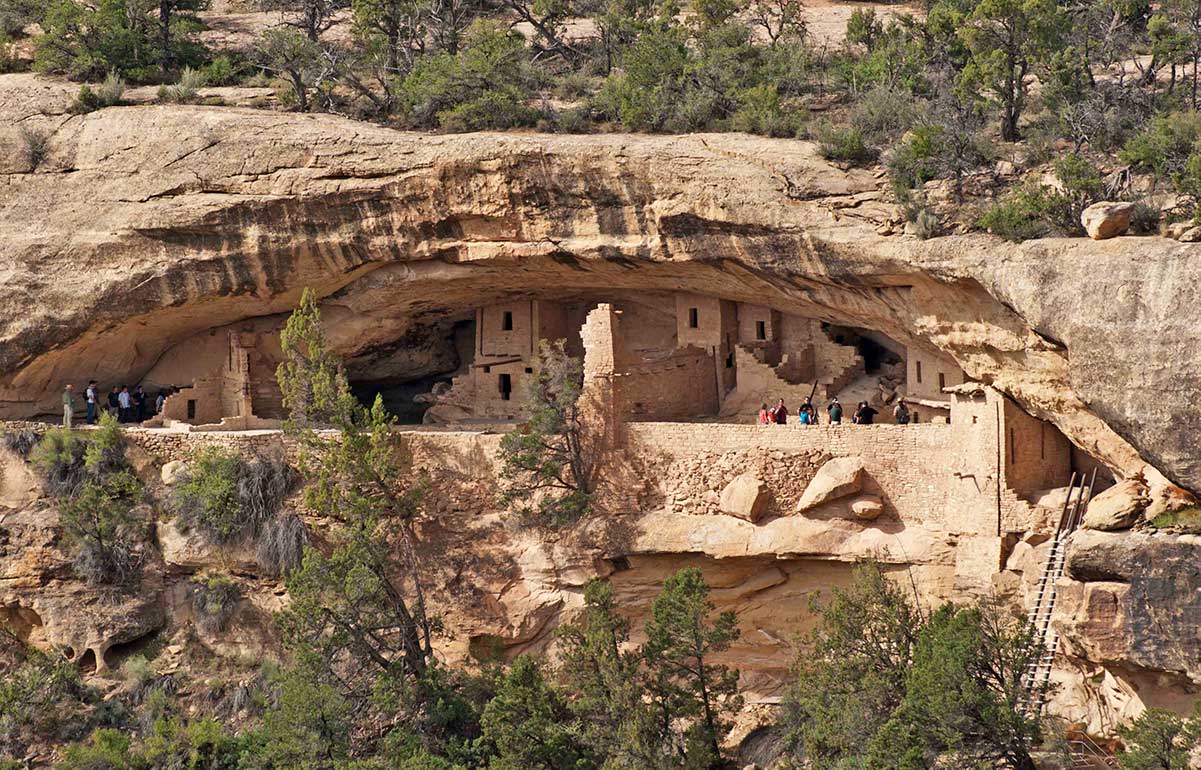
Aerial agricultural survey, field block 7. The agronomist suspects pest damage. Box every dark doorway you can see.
[499,373,513,401]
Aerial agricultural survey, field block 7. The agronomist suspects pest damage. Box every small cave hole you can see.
[103,629,163,671]
[77,648,97,674]
[607,556,632,572]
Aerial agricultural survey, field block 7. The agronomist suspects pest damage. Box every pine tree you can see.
[480,655,596,770]
[557,579,662,768]
[498,339,595,527]
[641,567,741,769]
[273,288,435,751]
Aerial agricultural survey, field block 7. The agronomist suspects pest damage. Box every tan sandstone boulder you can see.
[719,473,772,523]
[161,459,188,485]
[1083,477,1150,531]
[1081,202,1136,240]
[849,494,884,520]
[797,457,864,512]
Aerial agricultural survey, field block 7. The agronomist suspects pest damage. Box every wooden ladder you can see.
[1019,470,1096,717]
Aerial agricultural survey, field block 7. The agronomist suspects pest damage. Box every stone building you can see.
[141,291,972,433]
[153,331,281,431]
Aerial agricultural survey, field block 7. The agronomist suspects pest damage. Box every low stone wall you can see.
[625,422,995,535]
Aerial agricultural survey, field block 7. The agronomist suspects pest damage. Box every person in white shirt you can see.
[118,386,132,422]
[85,380,98,424]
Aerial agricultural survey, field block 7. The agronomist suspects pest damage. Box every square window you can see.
[688,307,699,328]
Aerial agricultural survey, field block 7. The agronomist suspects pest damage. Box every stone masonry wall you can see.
[625,422,999,535]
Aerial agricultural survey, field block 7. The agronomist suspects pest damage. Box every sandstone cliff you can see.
[2,73,1199,494]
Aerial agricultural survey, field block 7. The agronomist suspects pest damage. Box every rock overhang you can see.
[2,73,1200,492]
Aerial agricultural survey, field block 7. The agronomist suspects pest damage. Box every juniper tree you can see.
[557,579,662,768]
[272,287,436,752]
[479,655,596,770]
[1117,708,1194,770]
[642,567,741,769]
[499,339,595,527]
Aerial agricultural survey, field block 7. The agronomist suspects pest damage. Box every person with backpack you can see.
[799,397,818,426]
[893,401,911,424]
[853,400,879,425]
[827,397,843,424]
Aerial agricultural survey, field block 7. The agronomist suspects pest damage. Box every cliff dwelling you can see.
[123,291,980,432]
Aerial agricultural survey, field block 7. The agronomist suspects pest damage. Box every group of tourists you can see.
[757,396,911,426]
[61,381,172,428]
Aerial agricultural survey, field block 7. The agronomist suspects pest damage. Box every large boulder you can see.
[1083,477,1150,531]
[849,494,884,520]
[1081,201,1136,240]
[161,459,188,486]
[797,457,865,512]
[719,473,772,523]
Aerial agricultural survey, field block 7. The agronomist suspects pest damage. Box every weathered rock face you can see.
[2,74,1200,493]
[1058,529,1201,687]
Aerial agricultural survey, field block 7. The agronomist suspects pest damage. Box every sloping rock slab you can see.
[797,457,864,512]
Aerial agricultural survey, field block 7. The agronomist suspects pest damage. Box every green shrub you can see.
[19,125,48,169]
[1053,153,1102,233]
[398,20,543,131]
[1171,152,1201,223]
[1119,111,1201,177]
[887,117,994,198]
[730,83,802,137]
[70,71,124,113]
[30,427,86,495]
[59,470,146,584]
[190,573,241,634]
[816,124,878,166]
[850,85,920,143]
[552,106,593,134]
[158,66,204,103]
[172,447,296,544]
[910,207,940,240]
[1129,200,1162,233]
[554,70,594,101]
[57,728,135,770]
[201,55,244,86]
[0,626,98,759]
[978,182,1080,242]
